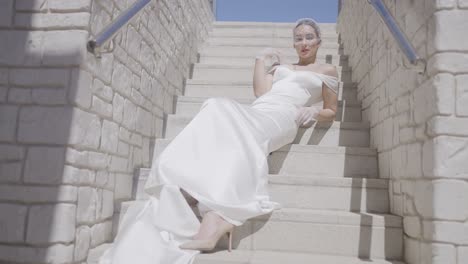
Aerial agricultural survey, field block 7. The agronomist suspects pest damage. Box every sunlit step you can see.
[195,250,405,264]
[191,63,351,82]
[113,203,401,259]
[134,170,387,211]
[199,54,347,66]
[173,96,362,122]
[206,36,340,48]
[185,79,357,102]
[150,138,377,178]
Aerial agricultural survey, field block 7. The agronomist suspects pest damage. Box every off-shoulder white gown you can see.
[99,65,339,264]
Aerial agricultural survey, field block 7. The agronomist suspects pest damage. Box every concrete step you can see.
[185,79,358,101]
[268,144,378,177]
[199,54,347,67]
[133,170,388,212]
[172,96,362,123]
[114,203,402,259]
[150,139,378,178]
[192,62,351,74]
[87,245,404,264]
[209,27,338,39]
[213,21,337,32]
[191,63,352,83]
[206,36,341,48]
[165,113,369,147]
[194,250,405,264]
[199,45,342,58]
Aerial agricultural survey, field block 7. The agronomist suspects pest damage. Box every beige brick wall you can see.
[0,0,213,263]
[338,1,468,263]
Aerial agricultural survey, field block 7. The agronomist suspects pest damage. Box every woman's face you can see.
[293,24,320,60]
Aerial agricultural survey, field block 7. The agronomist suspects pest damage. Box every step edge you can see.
[152,137,376,156]
[213,21,337,26]
[186,79,356,87]
[192,63,350,71]
[175,96,362,107]
[137,170,387,189]
[198,52,348,59]
[116,202,401,228]
[195,249,404,264]
[167,114,368,129]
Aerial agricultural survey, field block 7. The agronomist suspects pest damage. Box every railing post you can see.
[87,0,152,57]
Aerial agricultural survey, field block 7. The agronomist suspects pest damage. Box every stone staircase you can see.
[88,22,405,264]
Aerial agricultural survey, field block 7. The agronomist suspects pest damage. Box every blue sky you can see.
[215,0,339,23]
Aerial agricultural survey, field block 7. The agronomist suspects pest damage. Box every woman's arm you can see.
[316,65,338,122]
[296,65,339,127]
[253,59,274,98]
[253,48,281,98]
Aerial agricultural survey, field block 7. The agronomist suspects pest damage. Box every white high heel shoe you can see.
[179,212,234,252]
[179,228,233,252]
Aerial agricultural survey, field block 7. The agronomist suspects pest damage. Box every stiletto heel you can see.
[179,220,234,252]
[227,230,233,252]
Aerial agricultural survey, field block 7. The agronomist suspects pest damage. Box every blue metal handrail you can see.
[367,0,425,73]
[87,0,152,57]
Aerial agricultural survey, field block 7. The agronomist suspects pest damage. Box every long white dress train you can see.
[99,65,338,264]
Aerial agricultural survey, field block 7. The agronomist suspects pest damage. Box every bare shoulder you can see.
[317,64,338,78]
[319,64,338,78]
[317,63,339,97]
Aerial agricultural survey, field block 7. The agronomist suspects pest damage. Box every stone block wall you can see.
[338,1,468,263]
[0,0,213,263]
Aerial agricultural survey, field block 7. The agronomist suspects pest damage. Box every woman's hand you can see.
[256,47,282,64]
[295,106,321,127]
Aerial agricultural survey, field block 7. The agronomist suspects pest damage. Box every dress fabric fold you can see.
[99,66,339,264]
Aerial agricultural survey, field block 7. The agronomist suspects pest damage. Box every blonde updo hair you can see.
[294,18,322,44]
